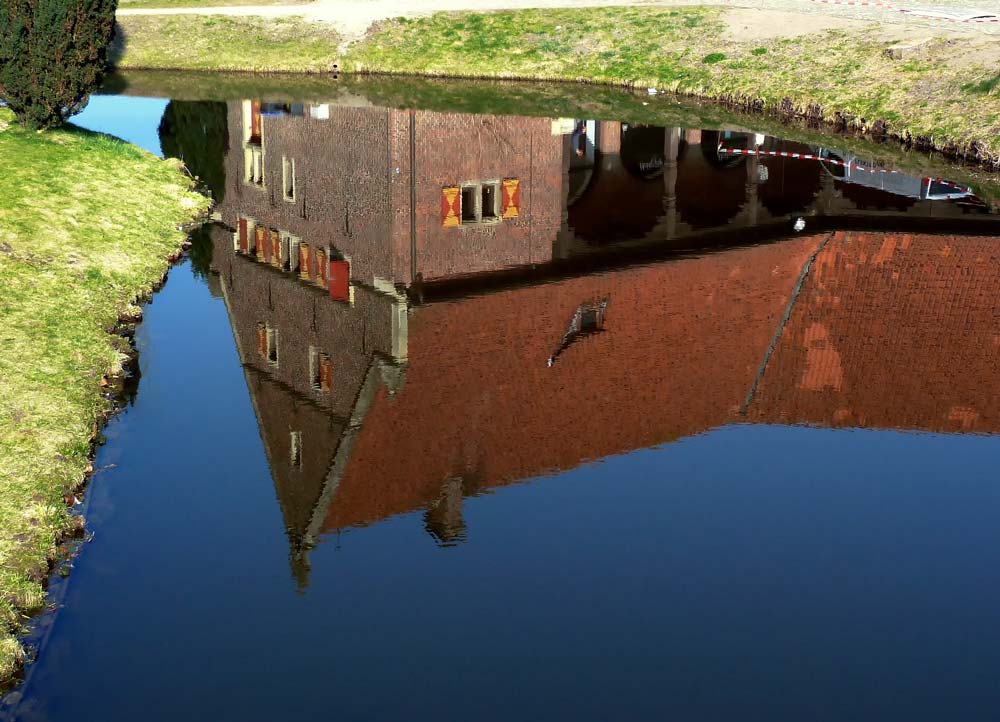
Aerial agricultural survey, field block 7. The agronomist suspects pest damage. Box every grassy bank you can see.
[114,15,340,72]
[0,108,209,680]
[338,7,999,165]
[108,7,1000,164]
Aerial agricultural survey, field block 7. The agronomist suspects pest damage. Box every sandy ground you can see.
[116,0,1000,41]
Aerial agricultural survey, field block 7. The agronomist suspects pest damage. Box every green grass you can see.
[341,7,1000,162]
[963,73,1000,96]
[113,15,340,72]
[0,107,209,681]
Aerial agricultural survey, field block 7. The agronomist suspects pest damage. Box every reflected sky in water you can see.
[70,95,169,156]
[9,90,1000,722]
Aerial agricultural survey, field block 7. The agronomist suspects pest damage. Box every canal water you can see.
[6,79,1000,721]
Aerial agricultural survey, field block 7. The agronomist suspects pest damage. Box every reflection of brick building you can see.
[211,225,1000,588]
[206,103,1000,587]
[219,102,563,290]
[215,102,996,297]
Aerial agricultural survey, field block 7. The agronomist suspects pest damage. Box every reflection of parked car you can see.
[817,149,975,201]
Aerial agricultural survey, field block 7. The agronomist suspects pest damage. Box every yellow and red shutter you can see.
[441,186,460,227]
[502,179,520,219]
[319,354,333,392]
[299,243,311,280]
[270,230,281,267]
[254,226,266,261]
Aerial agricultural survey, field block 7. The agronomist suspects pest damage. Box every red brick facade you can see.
[219,103,563,289]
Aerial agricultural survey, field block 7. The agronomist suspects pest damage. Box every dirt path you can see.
[116,0,999,42]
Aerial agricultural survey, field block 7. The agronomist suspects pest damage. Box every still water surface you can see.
[8,84,1000,721]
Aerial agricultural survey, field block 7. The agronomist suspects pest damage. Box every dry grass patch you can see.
[113,15,340,72]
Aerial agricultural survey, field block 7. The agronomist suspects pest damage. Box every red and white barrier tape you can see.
[808,0,1000,23]
[717,146,972,192]
[929,177,970,191]
[717,146,902,174]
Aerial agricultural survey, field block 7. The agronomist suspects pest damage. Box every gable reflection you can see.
[199,99,1000,588]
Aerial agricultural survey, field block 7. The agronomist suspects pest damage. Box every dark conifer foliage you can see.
[0,0,119,129]
[159,100,229,205]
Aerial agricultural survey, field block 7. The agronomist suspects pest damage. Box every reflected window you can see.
[282,156,296,201]
[481,182,500,221]
[309,347,333,393]
[245,146,264,187]
[290,431,302,468]
[288,236,301,274]
[266,326,279,366]
[255,322,282,369]
[461,185,478,224]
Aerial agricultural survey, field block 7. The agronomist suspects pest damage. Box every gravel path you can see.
[116,0,1000,40]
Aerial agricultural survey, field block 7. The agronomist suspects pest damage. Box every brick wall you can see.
[323,235,823,531]
[405,110,562,281]
[209,224,400,419]
[218,103,563,288]
[749,231,1000,433]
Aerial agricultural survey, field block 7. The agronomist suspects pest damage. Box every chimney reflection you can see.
[188,98,1000,587]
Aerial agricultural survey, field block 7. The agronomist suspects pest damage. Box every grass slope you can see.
[113,15,340,72]
[120,0,304,8]
[0,108,209,680]
[343,7,1000,163]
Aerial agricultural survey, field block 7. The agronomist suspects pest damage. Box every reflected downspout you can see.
[409,110,418,288]
[664,127,680,241]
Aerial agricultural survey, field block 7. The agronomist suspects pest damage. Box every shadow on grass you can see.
[962,73,1000,95]
[108,21,130,68]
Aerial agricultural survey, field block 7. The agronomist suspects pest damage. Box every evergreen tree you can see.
[0,0,119,130]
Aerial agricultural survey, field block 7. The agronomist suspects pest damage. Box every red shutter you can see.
[256,323,267,357]
[250,101,262,142]
[329,260,350,302]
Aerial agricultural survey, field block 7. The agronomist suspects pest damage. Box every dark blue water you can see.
[8,87,1000,721]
